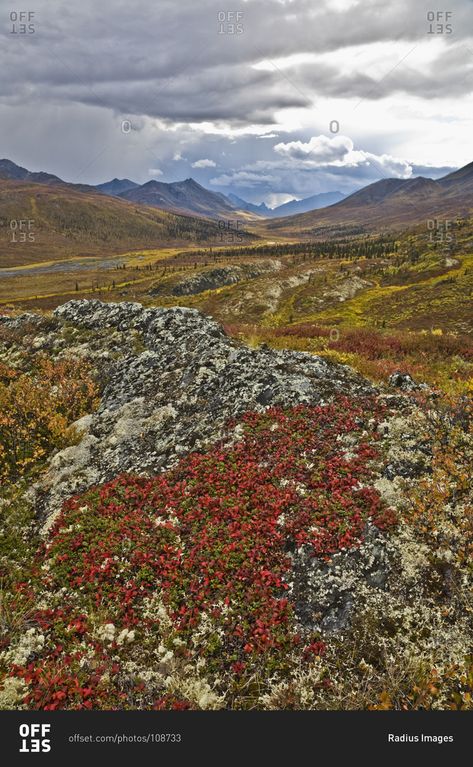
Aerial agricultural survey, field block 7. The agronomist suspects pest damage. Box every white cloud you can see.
[273,134,412,178]
[363,152,412,178]
[191,158,217,168]
[274,134,354,163]
[148,168,163,176]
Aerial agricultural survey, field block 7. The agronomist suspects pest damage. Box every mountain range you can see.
[117,178,238,219]
[0,158,97,194]
[227,191,346,217]
[0,159,347,220]
[0,165,253,266]
[264,163,473,237]
[93,174,346,219]
[1,157,473,258]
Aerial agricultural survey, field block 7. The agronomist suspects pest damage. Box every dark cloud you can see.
[0,0,469,200]
[2,0,472,121]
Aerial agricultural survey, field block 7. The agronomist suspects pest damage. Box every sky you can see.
[1,0,473,206]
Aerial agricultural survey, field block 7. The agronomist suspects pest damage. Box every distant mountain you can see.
[270,191,346,217]
[227,191,346,218]
[0,158,98,194]
[119,178,238,219]
[95,178,139,196]
[329,177,439,208]
[0,159,346,222]
[437,160,473,193]
[0,161,247,220]
[328,179,406,207]
[264,162,471,237]
[0,158,64,185]
[227,193,271,216]
[4,156,472,243]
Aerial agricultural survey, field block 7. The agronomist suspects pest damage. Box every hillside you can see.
[0,179,254,267]
[438,161,473,193]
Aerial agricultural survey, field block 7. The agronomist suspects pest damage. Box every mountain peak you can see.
[182,177,202,188]
[95,177,139,196]
[116,176,235,218]
[0,158,29,179]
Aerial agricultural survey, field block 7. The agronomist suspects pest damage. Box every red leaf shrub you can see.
[10,396,396,709]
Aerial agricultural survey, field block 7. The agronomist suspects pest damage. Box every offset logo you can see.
[217,11,244,35]
[9,11,36,34]
[19,724,51,753]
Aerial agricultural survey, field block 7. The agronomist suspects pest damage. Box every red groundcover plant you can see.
[9,396,396,709]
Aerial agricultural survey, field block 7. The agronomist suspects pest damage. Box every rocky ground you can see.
[13,300,374,524]
[0,300,471,710]
[150,260,284,296]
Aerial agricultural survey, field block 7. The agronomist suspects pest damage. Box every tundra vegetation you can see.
[0,222,472,710]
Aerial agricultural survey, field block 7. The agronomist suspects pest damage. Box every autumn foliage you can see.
[6,397,397,709]
[0,356,98,480]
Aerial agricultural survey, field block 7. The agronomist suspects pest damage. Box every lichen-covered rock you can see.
[290,523,394,633]
[150,260,283,296]
[388,371,429,391]
[35,300,375,522]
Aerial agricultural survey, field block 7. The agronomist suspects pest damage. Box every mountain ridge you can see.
[264,161,471,236]
[95,178,139,196]
[117,177,239,219]
[2,156,471,237]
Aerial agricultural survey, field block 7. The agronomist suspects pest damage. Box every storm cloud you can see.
[0,0,470,203]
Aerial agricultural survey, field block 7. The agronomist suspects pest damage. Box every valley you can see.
[2,221,471,395]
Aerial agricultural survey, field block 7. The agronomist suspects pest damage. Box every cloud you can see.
[148,168,163,177]
[273,134,412,178]
[1,0,473,128]
[411,163,457,178]
[0,0,469,197]
[191,158,216,168]
[266,193,297,208]
[274,135,354,163]
[364,153,412,178]
[207,134,428,202]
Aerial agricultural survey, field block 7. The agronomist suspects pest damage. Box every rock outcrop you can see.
[24,299,372,523]
[150,261,283,296]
